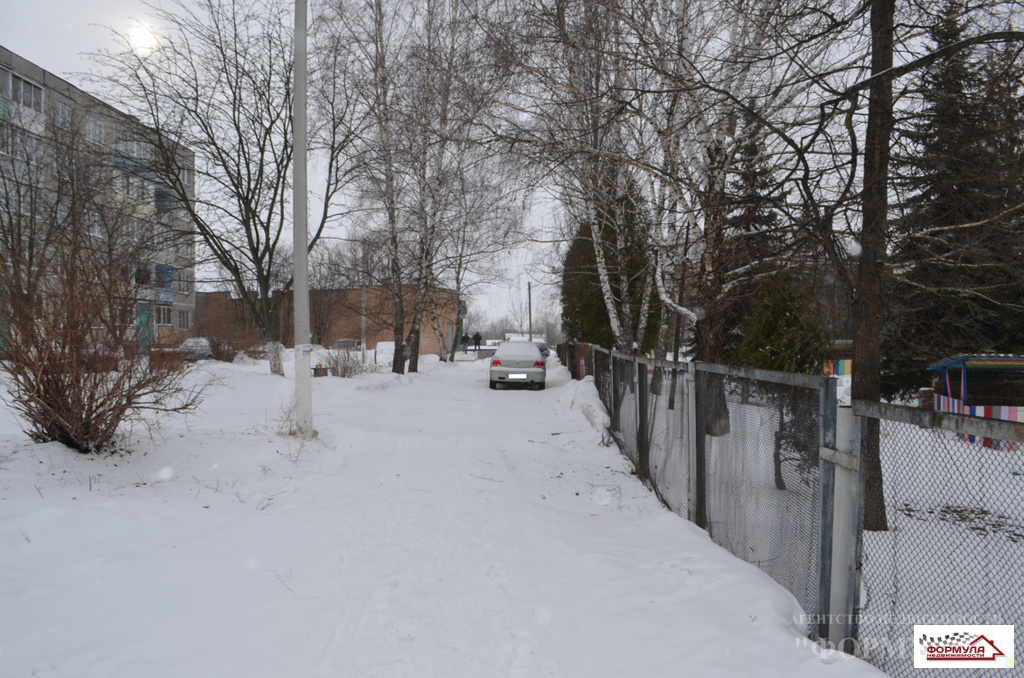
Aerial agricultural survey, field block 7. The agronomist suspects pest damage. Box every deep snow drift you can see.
[0,355,883,677]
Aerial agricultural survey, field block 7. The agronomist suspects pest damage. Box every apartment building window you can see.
[84,163,103,190]
[2,127,41,160]
[176,273,191,294]
[177,309,191,330]
[176,237,195,259]
[155,263,174,303]
[113,168,151,201]
[154,186,173,211]
[1,126,42,208]
[156,305,172,326]
[3,72,44,113]
[53,100,73,129]
[85,211,103,238]
[85,117,104,145]
[114,129,152,161]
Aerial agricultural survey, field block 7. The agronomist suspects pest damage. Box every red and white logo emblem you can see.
[915,625,1014,669]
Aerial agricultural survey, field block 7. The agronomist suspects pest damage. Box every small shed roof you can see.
[927,355,1024,372]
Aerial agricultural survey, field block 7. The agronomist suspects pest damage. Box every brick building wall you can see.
[194,286,459,355]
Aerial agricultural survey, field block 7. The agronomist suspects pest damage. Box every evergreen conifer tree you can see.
[884,0,1024,398]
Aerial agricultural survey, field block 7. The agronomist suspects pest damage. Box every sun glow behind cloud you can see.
[126,22,159,56]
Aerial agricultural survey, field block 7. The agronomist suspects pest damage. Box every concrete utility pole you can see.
[527,282,533,341]
[293,0,314,437]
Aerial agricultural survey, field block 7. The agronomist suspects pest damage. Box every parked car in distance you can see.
[179,337,213,361]
[178,337,237,362]
[331,338,362,352]
[534,341,550,360]
[489,341,546,390]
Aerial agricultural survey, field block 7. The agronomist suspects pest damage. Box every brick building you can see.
[194,286,459,355]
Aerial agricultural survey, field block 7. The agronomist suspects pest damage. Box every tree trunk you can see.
[391,282,406,375]
[853,0,895,532]
[267,342,285,378]
[405,281,429,373]
[261,304,286,377]
[407,328,421,372]
[774,401,786,491]
[428,290,449,362]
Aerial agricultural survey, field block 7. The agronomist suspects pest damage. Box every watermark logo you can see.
[915,625,1014,669]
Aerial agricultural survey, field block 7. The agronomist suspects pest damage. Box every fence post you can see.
[693,364,708,532]
[684,366,698,523]
[637,356,650,482]
[827,399,862,648]
[843,412,866,651]
[609,351,616,429]
[816,378,838,642]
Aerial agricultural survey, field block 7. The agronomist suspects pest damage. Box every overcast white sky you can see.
[1,1,152,85]
[1,1,562,329]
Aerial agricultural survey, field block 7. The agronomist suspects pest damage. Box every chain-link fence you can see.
[698,368,824,625]
[646,364,690,515]
[558,344,1024,675]
[852,402,1024,676]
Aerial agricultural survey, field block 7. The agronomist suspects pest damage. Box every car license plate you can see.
[508,373,527,380]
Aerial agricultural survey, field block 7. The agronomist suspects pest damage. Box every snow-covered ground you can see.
[0,355,884,677]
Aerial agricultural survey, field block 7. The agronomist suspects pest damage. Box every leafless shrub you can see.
[0,99,205,453]
[322,349,382,378]
[208,337,237,362]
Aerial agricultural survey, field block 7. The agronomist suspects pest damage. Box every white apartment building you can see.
[0,44,196,346]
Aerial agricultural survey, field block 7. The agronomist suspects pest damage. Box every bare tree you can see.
[0,97,203,453]
[326,0,520,371]
[325,0,411,373]
[96,0,360,375]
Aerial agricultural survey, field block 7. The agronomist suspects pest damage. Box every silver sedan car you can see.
[488,341,546,390]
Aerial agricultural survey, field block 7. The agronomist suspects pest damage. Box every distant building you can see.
[926,355,1024,449]
[928,355,1024,415]
[194,286,459,355]
[0,45,197,345]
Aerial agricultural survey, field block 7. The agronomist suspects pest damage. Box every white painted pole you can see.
[293,0,314,437]
[527,282,532,341]
[829,405,855,646]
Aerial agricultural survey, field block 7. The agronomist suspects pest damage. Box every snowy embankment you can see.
[0,356,883,677]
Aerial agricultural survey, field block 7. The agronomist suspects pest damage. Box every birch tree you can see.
[327,0,519,372]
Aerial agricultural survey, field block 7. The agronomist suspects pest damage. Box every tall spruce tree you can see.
[719,123,790,362]
[884,0,1024,398]
[560,172,659,353]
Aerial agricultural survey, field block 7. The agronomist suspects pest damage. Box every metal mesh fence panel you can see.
[593,349,611,410]
[857,419,1024,676]
[646,365,690,518]
[699,371,822,624]
[565,345,1022,669]
[610,355,639,467]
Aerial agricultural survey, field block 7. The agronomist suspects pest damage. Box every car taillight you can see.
[491,359,501,366]
[534,360,544,368]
